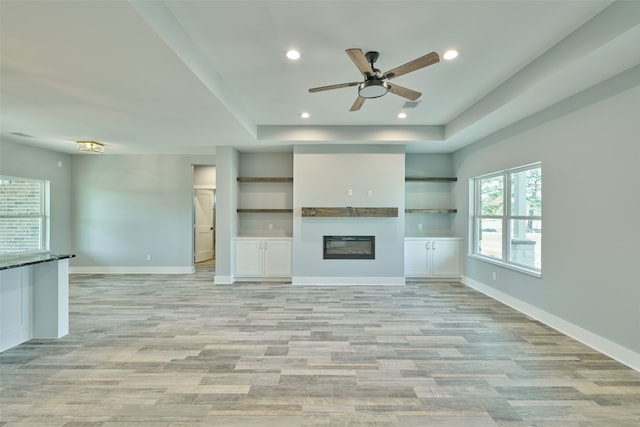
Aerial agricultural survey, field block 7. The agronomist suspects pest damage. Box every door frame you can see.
[194,187,216,263]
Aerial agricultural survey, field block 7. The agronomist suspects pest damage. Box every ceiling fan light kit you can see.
[309,48,440,111]
[358,79,388,98]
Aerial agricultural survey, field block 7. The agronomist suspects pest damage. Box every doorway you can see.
[194,189,215,264]
[193,165,216,267]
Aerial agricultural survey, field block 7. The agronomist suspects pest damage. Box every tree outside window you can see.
[473,164,541,274]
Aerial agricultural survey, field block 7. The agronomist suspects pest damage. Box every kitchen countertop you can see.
[0,253,75,271]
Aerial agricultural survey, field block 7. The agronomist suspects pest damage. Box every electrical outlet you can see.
[347,188,353,196]
[367,190,373,197]
[492,271,496,280]
[418,223,423,230]
[146,254,152,261]
[268,223,273,230]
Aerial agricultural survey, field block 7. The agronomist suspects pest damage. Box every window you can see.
[0,176,50,254]
[471,163,541,275]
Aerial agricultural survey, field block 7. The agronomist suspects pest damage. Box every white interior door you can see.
[194,189,214,263]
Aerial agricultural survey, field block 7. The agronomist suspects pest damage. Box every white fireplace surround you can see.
[292,145,406,285]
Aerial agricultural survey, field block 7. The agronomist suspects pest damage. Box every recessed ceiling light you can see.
[443,49,459,60]
[286,49,301,60]
[299,112,310,119]
[397,112,407,119]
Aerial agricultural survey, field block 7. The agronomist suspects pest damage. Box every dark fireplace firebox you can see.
[323,235,375,260]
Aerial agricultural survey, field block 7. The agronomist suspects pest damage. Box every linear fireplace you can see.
[323,235,375,260]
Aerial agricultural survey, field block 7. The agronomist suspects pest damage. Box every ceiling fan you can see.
[309,48,440,111]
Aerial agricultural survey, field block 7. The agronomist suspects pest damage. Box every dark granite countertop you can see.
[0,253,75,270]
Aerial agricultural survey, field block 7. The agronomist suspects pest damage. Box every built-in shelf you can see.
[405,177,457,182]
[405,176,457,214]
[405,208,457,214]
[302,207,398,217]
[237,177,293,182]
[237,176,293,214]
[237,209,293,213]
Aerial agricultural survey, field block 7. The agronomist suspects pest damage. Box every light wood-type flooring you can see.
[1,267,639,426]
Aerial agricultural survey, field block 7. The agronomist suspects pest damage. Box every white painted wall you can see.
[292,145,405,284]
[452,66,640,367]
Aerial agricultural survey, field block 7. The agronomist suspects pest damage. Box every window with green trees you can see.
[472,163,541,274]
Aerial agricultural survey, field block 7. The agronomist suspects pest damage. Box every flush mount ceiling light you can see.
[397,112,407,119]
[286,49,301,60]
[443,49,459,60]
[76,140,104,154]
[299,112,310,119]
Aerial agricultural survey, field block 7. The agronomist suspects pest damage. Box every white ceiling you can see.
[1,0,639,155]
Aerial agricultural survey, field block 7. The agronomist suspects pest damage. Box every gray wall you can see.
[213,146,239,282]
[0,139,72,255]
[71,153,215,272]
[453,67,640,357]
[292,145,405,283]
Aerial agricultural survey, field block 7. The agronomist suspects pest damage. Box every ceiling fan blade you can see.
[346,48,374,77]
[384,51,440,80]
[387,83,422,101]
[309,82,359,93]
[350,96,365,112]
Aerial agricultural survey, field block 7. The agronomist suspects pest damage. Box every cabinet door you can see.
[234,239,263,277]
[404,240,429,277]
[430,239,461,277]
[263,239,292,277]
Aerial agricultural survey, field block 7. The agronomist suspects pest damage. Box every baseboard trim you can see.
[292,276,405,286]
[70,266,195,275]
[213,275,233,285]
[462,275,640,372]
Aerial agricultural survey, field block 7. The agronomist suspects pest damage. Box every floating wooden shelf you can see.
[405,177,457,182]
[302,207,398,217]
[405,208,457,214]
[237,209,293,213]
[237,177,293,182]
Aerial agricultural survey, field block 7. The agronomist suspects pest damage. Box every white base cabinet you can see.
[234,238,292,279]
[405,238,462,279]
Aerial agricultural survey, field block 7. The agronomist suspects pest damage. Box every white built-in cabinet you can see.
[234,237,292,279]
[404,237,462,279]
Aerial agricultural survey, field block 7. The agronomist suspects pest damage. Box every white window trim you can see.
[468,253,542,278]
[470,163,541,276]
[0,176,50,254]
